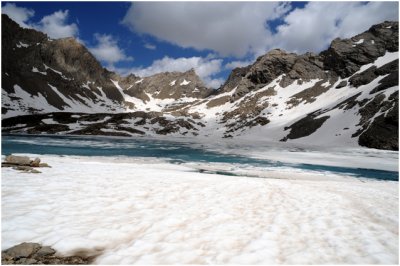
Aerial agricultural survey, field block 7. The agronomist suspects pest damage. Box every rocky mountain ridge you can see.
[2,14,398,150]
[2,14,212,115]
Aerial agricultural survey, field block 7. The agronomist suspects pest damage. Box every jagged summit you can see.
[2,14,398,150]
[1,14,211,109]
[322,21,398,77]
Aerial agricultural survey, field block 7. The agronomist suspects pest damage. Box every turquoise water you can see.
[2,134,398,181]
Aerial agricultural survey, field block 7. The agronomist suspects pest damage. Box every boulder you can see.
[13,166,33,171]
[39,163,51,168]
[335,80,348,89]
[35,246,56,257]
[2,242,93,265]
[12,166,41,173]
[30,158,40,167]
[4,155,31,166]
[30,169,41,174]
[4,243,41,259]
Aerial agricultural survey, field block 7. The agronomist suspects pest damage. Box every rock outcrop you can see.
[2,155,51,173]
[2,242,93,264]
[321,21,398,77]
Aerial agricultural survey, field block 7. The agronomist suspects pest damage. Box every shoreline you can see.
[2,134,398,172]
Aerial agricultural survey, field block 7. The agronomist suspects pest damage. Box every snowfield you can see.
[2,155,398,264]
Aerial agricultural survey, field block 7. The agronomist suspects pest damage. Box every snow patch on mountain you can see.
[180,79,191,86]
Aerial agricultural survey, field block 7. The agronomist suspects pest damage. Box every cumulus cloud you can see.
[122,2,398,57]
[2,4,79,39]
[269,2,399,53]
[225,60,253,69]
[2,3,34,28]
[35,10,78,39]
[88,34,133,67]
[127,56,224,88]
[122,2,290,57]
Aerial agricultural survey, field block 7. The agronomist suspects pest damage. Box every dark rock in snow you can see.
[2,155,50,173]
[3,243,41,259]
[282,113,330,141]
[4,155,31,166]
[336,80,348,89]
[2,242,94,265]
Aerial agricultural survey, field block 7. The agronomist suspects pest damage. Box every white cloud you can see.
[88,34,133,67]
[125,56,224,88]
[269,2,399,53]
[122,2,290,57]
[35,10,78,39]
[2,3,34,28]
[2,5,79,39]
[122,2,398,57]
[144,43,156,50]
[225,60,253,69]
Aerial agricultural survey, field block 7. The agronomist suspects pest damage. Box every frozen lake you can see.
[2,134,398,180]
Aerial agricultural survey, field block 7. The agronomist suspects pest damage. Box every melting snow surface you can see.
[135,79,143,84]
[1,155,398,264]
[2,156,399,264]
[170,80,176,86]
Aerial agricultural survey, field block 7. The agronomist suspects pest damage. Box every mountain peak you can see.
[322,20,398,77]
[2,16,398,150]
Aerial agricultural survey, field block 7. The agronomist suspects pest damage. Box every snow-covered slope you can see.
[195,50,398,150]
[2,14,398,150]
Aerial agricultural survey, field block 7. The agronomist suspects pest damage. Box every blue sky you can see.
[2,1,398,88]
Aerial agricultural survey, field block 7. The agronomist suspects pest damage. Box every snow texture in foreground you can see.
[2,155,398,264]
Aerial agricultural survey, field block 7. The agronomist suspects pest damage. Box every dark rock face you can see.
[2,112,204,137]
[349,60,398,88]
[335,80,348,89]
[321,21,398,77]
[281,113,330,141]
[357,93,398,150]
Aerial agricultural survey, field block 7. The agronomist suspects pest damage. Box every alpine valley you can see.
[2,14,399,151]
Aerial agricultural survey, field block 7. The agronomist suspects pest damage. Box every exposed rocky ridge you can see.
[2,14,398,150]
[321,21,399,77]
[210,21,398,149]
[1,14,211,116]
[2,112,205,137]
